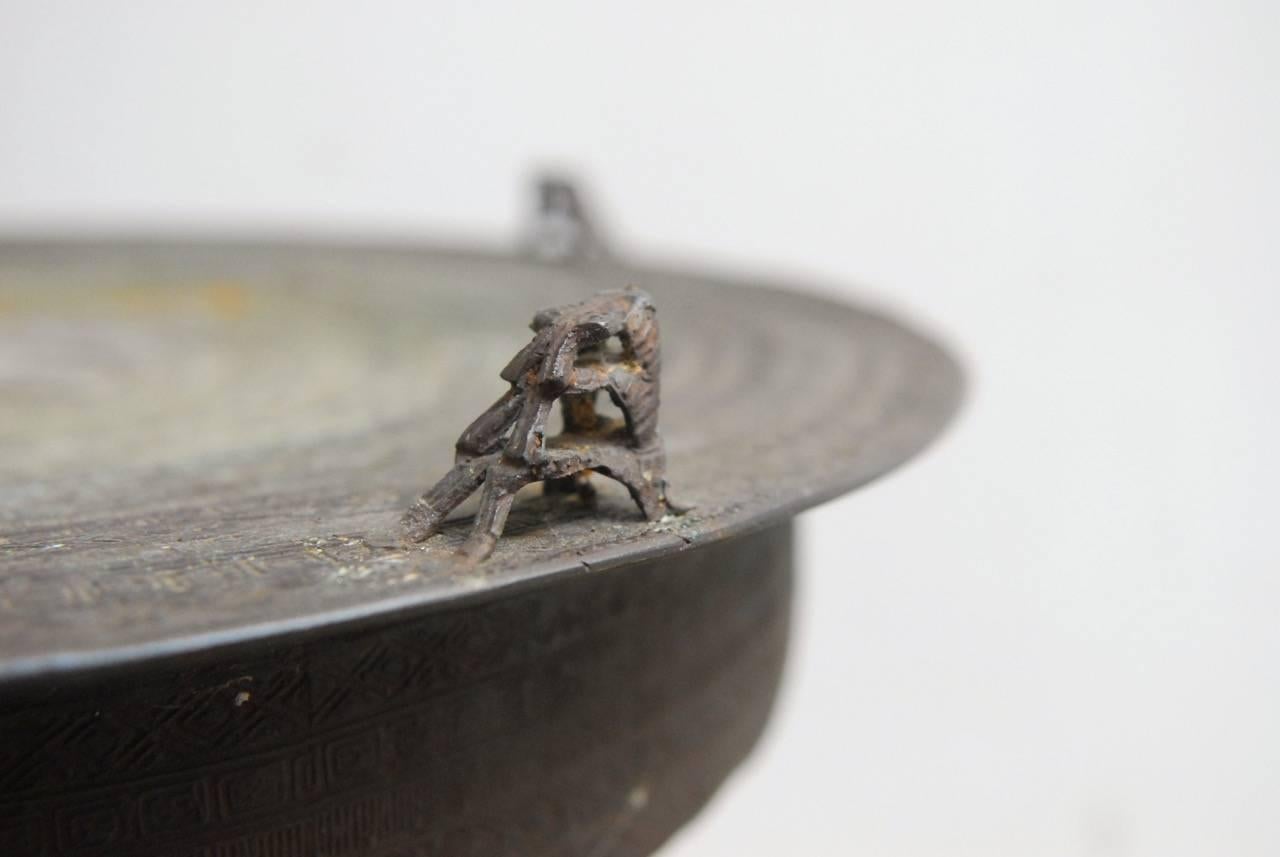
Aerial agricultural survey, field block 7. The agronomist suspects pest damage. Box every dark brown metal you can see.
[0,522,792,857]
[401,289,672,563]
[0,237,962,857]
[0,240,961,678]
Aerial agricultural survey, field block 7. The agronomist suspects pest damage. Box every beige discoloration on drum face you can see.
[0,276,509,478]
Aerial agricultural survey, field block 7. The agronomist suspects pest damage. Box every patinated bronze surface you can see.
[0,524,792,857]
[0,238,961,856]
[0,240,960,678]
[401,288,672,562]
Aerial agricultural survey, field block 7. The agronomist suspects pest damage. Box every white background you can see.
[3,2,1277,855]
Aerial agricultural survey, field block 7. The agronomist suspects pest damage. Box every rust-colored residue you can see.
[102,281,251,320]
[204,282,249,320]
[400,288,672,564]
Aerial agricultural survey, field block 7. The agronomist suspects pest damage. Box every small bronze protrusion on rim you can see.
[401,288,673,563]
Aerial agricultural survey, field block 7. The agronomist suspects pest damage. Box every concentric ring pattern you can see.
[0,241,961,678]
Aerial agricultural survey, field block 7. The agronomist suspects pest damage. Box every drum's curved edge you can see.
[0,236,965,687]
[0,524,797,856]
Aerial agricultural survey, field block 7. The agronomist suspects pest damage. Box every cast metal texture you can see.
[0,522,792,857]
[0,239,960,857]
[400,288,672,563]
[0,240,961,680]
